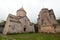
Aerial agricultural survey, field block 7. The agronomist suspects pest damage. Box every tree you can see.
[0,20,6,27]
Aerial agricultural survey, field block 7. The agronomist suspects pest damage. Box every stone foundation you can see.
[38,25,55,33]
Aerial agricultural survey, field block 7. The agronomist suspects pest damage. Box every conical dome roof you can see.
[17,7,26,13]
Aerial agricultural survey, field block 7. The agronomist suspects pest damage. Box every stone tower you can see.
[16,7,26,17]
[38,8,58,33]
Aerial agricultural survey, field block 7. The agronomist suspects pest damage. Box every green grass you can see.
[0,33,60,40]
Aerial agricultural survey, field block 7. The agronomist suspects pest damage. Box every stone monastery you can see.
[0,7,60,35]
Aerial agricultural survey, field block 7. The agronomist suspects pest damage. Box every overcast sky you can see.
[0,0,60,23]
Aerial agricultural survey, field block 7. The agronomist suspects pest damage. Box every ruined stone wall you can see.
[39,26,55,33]
[38,8,59,33]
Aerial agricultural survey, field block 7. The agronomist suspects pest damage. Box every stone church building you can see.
[38,8,60,33]
[3,7,35,35]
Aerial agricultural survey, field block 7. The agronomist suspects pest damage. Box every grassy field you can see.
[0,33,60,40]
